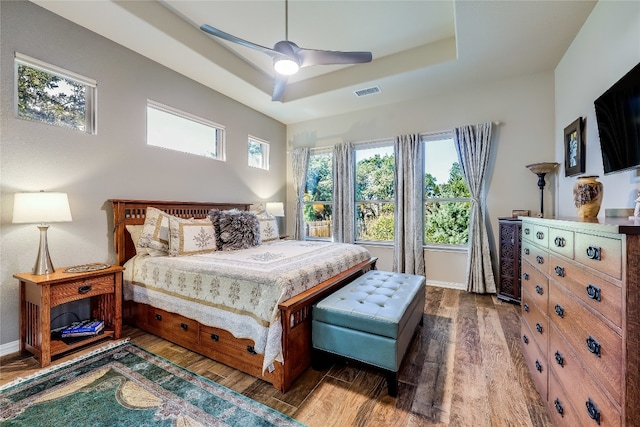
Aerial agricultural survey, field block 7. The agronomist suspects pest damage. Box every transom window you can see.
[303,150,333,239]
[146,100,225,161]
[248,135,270,170]
[423,133,470,246]
[15,52,97,134]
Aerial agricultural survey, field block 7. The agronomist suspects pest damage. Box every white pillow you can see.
[125,224,147,256]
[137,207,171,255]
[257,211,279,242]
[168,216,217,256]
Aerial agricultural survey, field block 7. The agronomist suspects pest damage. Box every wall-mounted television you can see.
[594,62,640,175]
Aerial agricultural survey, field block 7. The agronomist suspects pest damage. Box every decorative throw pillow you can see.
[208,208,241,250]
[168,216,217,256]
[125,224,147,256]
[218,210,260,251]
[137,206,171,254]
[256,211,279,242]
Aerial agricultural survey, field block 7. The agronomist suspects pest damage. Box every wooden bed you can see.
[110,199,377,392]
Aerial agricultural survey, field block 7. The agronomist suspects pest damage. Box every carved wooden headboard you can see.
[110,199,250,266]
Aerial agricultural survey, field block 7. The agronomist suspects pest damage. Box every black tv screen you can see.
[594,62,640,175]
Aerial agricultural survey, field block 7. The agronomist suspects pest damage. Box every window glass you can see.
[15,53,96,134]
[423,134,471,245]
[146,101,225,160]
[355,143,395,242]
[304,150,333,240]
[248,136,269,170]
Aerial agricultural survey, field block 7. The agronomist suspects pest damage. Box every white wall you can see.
[286,71,556,287]
[0,1,286,347]
[555,1,640,215]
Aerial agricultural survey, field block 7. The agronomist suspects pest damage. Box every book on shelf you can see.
[60,320,104,337]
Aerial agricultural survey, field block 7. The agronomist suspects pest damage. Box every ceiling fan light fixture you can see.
[274,58,299,75]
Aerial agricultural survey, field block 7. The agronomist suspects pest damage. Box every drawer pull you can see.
[155,314,162,321]
[210,334,219,342]
[536,323,543,334]
[523,335,529,345]
[535,285,544,295]
[524,303,530,312]
[536,255,544,264]
[180,323,188,331]
[78,285,92,294]
[554,398,564,416]
[586,335,601,357]
[554,304,565,318]
[555,350,564,367]
[586,284,601,302]
[586,398,601,425]
[586,245,601,261]
[536,231,544,240]
[524,248,530,255]
[554,266,565,277]
[247,346,257,355]
[524,228,530,235]
[554,236,566,247]
[523,272,529,281]
[535,360,543,372]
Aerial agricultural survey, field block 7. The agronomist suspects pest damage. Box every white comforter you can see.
[123,239,371,372]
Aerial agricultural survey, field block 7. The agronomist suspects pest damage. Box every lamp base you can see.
[33,224,55,275]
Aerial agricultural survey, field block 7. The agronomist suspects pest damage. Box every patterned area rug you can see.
[0,341,304,426]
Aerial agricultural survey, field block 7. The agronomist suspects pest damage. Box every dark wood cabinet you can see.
[497,218,521,304]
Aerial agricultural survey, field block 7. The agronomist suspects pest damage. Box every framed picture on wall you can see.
[564,117,585,177]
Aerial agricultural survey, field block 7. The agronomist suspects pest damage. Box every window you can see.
[146,100,225,160]
[423,133,471,246]
[355,142,395,242]
[248,136,269,170]
[15,53,97,134]
[303,149,333,240]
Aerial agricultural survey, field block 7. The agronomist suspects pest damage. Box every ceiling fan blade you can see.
[200,24,279,58]
[297,49,372,67]
[272,74,289,102]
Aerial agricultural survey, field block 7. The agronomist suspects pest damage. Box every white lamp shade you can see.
[266,202,285,217]
[13,192,72,223]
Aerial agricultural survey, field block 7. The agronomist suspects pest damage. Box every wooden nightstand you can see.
[14,265,124,367]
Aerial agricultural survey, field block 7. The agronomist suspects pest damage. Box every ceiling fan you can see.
[200,0,373,102]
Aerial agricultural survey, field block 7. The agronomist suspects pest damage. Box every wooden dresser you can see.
[520,217,640,426]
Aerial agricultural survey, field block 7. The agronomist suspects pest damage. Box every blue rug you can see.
[0,341,305,426]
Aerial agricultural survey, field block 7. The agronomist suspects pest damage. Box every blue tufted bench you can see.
[311,270,425,396]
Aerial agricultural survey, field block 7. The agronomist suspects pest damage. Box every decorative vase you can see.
[573,175,603,218]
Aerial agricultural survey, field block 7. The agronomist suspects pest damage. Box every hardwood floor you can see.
[0,286,551,427]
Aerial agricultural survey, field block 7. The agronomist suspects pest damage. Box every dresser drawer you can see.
[200,324,261,365]
[549,352,622,427]
[521,321,548,401]
[522,287,548,356]
[522,222,549,248]
[142,305,199,348]
[549,282,622,403]
[522,241,549,274]
[575,232,623,280]
[548,227,575,259]
[549,254,622,328]
[50,274,115,307]
[521,260,548,309]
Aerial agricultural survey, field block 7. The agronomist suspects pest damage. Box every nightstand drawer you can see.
[50,275,115,306]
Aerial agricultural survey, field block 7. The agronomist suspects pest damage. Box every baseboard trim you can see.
[0,340,20,358]
[426,280,465,290]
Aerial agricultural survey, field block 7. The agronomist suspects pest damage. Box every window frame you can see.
[422,131,471,250]
[14,52,97,134]
[146,100,226,161]
[354,140,396,245]
[248,135,270,170]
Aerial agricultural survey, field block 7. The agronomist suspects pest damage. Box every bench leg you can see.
[386,371,399,397]
[311,348,332,371]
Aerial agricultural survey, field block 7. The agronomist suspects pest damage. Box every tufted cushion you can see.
[313,270,425,339]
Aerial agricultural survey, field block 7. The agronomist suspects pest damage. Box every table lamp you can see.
[13,191,72,275]
[265,202,285,217]
[525,162,559,218]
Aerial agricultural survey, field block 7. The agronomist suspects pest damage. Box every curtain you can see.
[393,134,425,276]
[291,148,310,240]
[332,143,355,243]
[453,122,496,294]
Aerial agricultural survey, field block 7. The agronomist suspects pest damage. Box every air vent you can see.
[354,86,381,97]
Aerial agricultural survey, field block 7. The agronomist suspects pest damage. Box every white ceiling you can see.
[30,0,596,125]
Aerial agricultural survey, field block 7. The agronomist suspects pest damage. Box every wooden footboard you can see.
[111,199,377,392]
